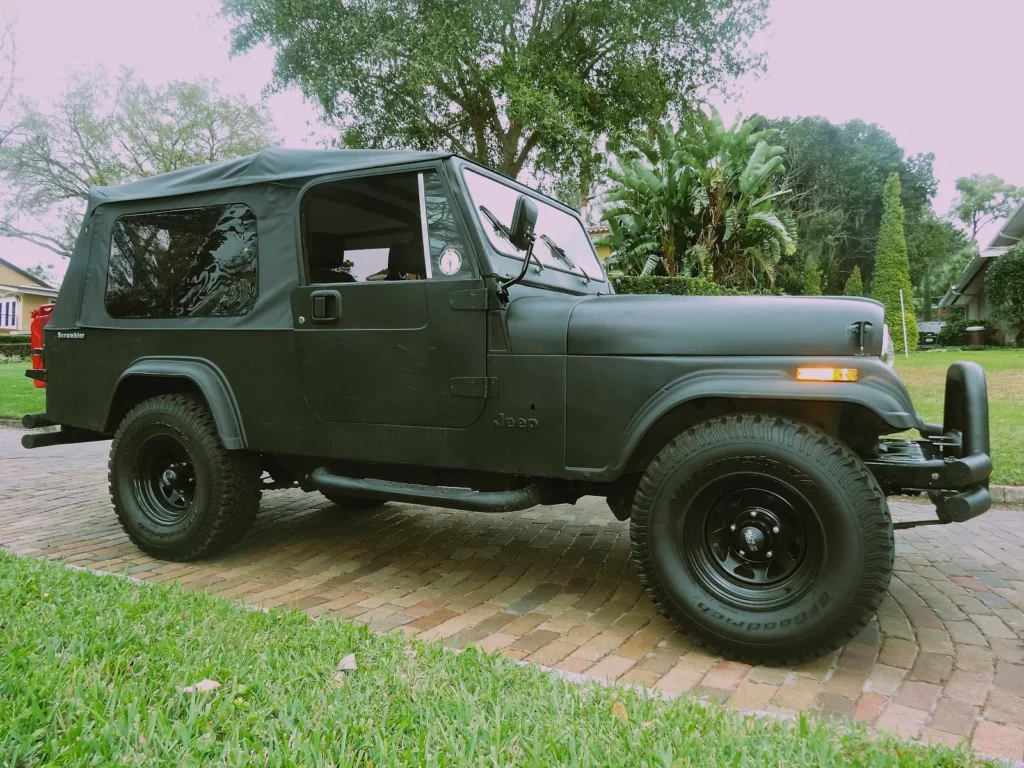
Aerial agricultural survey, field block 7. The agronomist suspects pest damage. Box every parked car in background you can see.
[917,321,945,348]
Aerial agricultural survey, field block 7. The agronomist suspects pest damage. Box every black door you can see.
[291,167,487,428]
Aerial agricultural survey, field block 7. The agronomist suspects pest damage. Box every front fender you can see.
[564,356,921,481]
[109,357,247,449]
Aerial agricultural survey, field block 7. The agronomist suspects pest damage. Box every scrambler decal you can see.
[56,331,86,340]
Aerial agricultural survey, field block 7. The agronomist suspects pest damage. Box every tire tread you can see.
[630,412,893,665]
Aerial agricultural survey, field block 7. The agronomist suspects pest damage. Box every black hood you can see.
[566,294,887,357]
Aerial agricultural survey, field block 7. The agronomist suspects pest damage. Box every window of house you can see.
[303,170,470,284]
[1,299,18,328]
[105,203,259,319]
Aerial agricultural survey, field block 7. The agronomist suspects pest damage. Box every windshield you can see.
[462,170,605,282]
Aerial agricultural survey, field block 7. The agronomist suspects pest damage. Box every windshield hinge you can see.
[449,288,493,311]
[450,377,499,399]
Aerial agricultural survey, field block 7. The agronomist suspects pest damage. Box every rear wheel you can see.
[631,413,893,664]
[109,394,261,561]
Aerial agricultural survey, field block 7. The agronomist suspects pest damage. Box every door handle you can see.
[310,290,341,324]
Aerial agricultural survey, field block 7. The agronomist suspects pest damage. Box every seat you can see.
[386,240,427,280]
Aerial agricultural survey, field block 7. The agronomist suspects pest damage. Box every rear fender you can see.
[107,357,247,449]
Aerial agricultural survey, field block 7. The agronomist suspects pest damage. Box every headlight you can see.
[881,324,895,367]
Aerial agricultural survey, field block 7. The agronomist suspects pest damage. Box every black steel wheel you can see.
[631,413,893,664]
[110,394,261,561]
[133,433,197,525]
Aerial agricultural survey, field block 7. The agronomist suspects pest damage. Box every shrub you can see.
[985,243,1024,345]
[872,173,918,351]
[0,345,30,359]
[802,261,822,295]
[0,335,30,346]
[843,266,864,297]
[615,276,733,296]
[935,317,998,347]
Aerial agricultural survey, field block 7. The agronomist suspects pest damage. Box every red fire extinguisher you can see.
[29,303,54,389]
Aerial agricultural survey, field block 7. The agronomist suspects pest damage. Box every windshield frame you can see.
[453,161,609,294]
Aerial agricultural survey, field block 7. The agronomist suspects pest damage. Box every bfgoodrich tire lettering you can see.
[631,413,893,664]
[109,394,261,561]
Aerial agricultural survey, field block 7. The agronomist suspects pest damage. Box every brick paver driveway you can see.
[2,430,1023,760]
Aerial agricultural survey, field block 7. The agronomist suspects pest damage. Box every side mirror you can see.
[509,195,538,251]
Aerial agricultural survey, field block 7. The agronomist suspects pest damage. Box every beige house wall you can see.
[0,262,54,333]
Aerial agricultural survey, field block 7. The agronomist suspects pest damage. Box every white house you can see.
[938,203,1024,345]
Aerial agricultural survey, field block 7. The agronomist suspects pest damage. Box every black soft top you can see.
[88,148,450,204]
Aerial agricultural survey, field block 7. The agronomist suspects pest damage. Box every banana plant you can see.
[599,108,797,289]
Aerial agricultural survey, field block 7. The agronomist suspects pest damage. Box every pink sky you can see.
[3,0,1023,278]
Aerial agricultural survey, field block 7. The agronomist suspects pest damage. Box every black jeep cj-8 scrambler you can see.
[23,149,992,663]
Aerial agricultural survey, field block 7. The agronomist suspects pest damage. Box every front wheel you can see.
[631,413,893,664]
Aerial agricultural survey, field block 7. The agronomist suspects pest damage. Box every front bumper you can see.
[865,361,992,524]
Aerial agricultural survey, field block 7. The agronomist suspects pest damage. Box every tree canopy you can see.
[872,173,917,352]
[0,70,278,259]
[771,117,937,295]
[222,0,769,182]
[951,173,1024,243]
[0,18,15,143]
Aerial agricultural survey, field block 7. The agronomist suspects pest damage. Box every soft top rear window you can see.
[105,203,258,319]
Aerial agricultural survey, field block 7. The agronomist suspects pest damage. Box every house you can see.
[0,256,58,335]
[587,222,611,263]
[938,202,1024,345]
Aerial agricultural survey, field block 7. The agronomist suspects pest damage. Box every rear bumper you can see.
[865,361,991,524]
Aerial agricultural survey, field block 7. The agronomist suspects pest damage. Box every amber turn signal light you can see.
[795,367,858,382]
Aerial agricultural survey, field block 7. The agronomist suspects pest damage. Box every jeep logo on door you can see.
[494,413,539,432]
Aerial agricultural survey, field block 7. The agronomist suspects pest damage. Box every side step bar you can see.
[309,469,553,513]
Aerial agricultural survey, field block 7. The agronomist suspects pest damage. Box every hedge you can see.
[935,317,999,347]
[614,276,736,296]
[0,344,30,358]
[0,335,31,345]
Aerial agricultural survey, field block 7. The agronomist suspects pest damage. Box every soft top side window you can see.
[302,170,470,285]
[105,203,258,319]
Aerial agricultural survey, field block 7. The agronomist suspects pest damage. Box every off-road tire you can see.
[109,394,261,561]
[631,413,893,664]
[320,493,385,511]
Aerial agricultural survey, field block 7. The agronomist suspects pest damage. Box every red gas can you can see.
[29,303,54,389]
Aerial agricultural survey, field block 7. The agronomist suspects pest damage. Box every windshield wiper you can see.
[479,205,515,243]
[540,234,589,284]
[480,205,543,273]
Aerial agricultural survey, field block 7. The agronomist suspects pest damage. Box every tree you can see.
[872,173,917,352]
[905,211,970,320]
[598,109,795,288]
[951,173,1024,242]
[986,243,1024,345]
[802,260,822,295]
[223,0,769,182]
[0,70,278,258]
[0,17,16,144]
[771,117,937,295]
[843,265,863,297]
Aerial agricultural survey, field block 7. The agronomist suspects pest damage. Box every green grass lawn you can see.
[0,361,44,420]
[0,553,990,767]
[895,348,1024,485]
